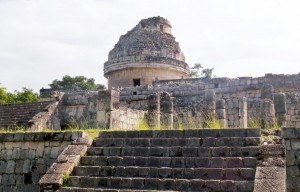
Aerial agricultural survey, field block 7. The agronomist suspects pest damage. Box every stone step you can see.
[73,166,255,180]
[87,146,259,157]
[59,188,177,192]
[98,129,260,139]
[80,156,257,168]
[93,137,260,147]
[67,177,254,191]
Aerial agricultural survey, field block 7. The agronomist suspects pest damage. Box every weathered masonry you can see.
[104,16,190,89]
[0,16,300,192]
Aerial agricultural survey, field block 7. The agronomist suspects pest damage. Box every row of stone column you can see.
[147,90,248,129]
[260,84,287,128]
[148,92,174,129]
[147,84,287,129]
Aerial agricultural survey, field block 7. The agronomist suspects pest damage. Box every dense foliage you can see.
[189,63,214,78]
[49,75,105,91]
[0,85,39,104]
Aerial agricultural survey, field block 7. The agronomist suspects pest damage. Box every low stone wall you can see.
[282,127,300,191]
[0,131,84,192]
[286,94,300,128]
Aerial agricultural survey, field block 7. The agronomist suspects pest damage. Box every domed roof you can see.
[104,16,189,76]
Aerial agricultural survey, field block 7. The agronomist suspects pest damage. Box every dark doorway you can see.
[160,25,164,32]
[133,79,141,86]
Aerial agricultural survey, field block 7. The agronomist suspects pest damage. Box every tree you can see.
[0,85,8,104]
[49,75,106,91]
[13,88,39,103]
[0,83,39,104]
[189,63,214,79]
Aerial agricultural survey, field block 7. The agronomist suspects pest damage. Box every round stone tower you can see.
[104,16,190,89]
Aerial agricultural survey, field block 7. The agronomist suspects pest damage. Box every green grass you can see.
[248,119,261,129]
[205,118,221,129]
[137,120,150,130]
[247,118,281,130]
[63,173,70,187]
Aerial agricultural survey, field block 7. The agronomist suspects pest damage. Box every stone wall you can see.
[282,128,300,191]
[286,93,300,128]
[0,101,60,131]
[109,109,146,130]
[153,73,300,93]
[0,131,84,192]
[118,74,300,129]
[59,89,120,129]
[120,73,300,108]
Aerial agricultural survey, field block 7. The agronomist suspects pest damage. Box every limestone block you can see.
[261,84,274,100]
[287,166,300,177]
[274,93,287,113]
[291,115,300,122]
[12,148,21,159]
[36,142,45,157]
[4,142,13,150]
[2,149,12,160]
[282,128,299,139]
[286,150,296,166]
[27,149,36,159]
[291,140,300,150]
[5,160,15,174]
[216,99,225,109]
[39,173,64,188]
[50,147,59,158]
[288,109,295,115]
[12,142,21,148]
[285,140,292,150]
[0,134,13,142]
[216,109,226,119]
[15,160,24,174]
[287,177,300,191]
[2,174,15,185]
[47,162,74,175]
[13,133,24,141]
[23,159,31,173]
[204,90,215,101]
[0,161,7,174]
[97,111,106,122]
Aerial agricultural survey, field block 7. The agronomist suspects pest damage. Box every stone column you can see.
[260,99,275,128]
[98,89,120,129]
[260,84,276,128]
[261,84,274,100]
[203,90,216,120]
[160,92,173,129]
[238,97,248,128]
[216,99,227,128]
[274,93,287,127]
[147,92,160,128]
[226,97,247,128]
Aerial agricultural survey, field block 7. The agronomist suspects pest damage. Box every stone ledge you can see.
[0,131,85,142]
[281,127,300,138]
[98,128,261,138]
[39,135,92,191]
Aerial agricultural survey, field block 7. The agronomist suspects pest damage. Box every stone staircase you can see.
[0,101,53,128]
[60,129,260,192]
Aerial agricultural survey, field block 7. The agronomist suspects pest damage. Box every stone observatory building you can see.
[104,16,190,89]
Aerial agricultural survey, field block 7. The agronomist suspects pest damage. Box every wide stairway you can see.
[0,101,53,128]
[60,129,261,192]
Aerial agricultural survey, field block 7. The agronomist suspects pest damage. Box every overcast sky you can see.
[0,0,299,92]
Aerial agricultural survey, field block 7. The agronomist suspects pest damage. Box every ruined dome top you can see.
[104,16,189,76]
